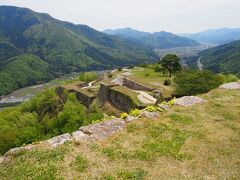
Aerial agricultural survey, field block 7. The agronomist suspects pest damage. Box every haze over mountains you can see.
[104,28,201,49]
[180,28,240,45]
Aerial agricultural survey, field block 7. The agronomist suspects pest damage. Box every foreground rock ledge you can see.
[175,96,207,107]
[219,82,240,90]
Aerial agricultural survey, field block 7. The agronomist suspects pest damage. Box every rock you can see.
[125,115,138,123]
[4,144,35,157]
[135,91,157,105]
[79,118,125,141]
[0,156,4,164]
[158,104,171,111]
[175,96,207,107]
[153,89,164,102]
[72,131,90,142]
[111,76,124,85]
[219,82,240,90]
[123,78,154,92]
[46,133,72,147]
[140,110,159,118]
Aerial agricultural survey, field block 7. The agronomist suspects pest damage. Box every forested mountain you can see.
[0,6,157,95]
[199,40,240,75]
[181,28,240,45]
[103,28,200,49]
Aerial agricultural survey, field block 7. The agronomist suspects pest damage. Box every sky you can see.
[0,0,239,33]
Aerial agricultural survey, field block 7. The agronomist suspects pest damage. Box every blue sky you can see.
[0,0,239,33]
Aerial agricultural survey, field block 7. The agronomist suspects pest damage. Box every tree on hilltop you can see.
[160,54,182,77]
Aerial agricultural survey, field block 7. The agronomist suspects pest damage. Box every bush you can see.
[144,106,162,112]
[164,79,171,86]
[120,113,128,119]
[130,109,141,117]
[117,67,122,71]
[154,64,163,72]
[79,72,98,83]
[174,70,223,96]
[218,73,238,83]
[0,88,104,155]
[127,66,134,69]
[144,72,150,77]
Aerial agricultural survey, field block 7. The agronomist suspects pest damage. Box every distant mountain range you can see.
[180,28,240,45]
[0,6,157,95]
[199,40,240,75]
[103,28,201,49]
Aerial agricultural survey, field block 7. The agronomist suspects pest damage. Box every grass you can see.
[71,154,88,172]
[0,88,239,179]
[128,67,175,98]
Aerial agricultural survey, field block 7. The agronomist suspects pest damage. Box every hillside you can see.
[103,28,201,49]
[199,40,240,75]
[181,28,240,45]
[0,87,239,179]
[0,6,157,95]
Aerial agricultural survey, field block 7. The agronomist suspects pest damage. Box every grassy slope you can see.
[128,67,175,98]
[0,88,239,179]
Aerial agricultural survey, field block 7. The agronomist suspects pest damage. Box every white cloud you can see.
[0,0,239,33]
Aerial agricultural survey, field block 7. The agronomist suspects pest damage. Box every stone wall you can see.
[56,86,96,108]
[123,78,155,92]
[98,83,141,112]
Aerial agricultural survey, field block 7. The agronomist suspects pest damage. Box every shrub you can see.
[117,67,122,71]
[218,73,238,83]
[120,113,128,119]
[164,79,171,86]
[174,70,223,96]
[127,66,134,69]
[144,72,150,77]
[154,64,163,72]
[144,106,157,112]
[108,74,113,78]
[79,72,98,83]
[130,109,141,117]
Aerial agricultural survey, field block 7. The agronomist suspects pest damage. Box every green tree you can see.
[174,70,223,96]
[160,54,182,77]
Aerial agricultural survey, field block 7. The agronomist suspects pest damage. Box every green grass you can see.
[128,68,174,97]
[71,154,88,172]
[169,113,194,124]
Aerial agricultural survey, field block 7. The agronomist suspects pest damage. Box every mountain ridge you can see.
[103,27,201,49]
[0,6,157,95]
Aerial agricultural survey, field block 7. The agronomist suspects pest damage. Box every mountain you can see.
[181,28,240,45]
[199,40,240,75]
[103,28,201,49]
[0,6,157,96]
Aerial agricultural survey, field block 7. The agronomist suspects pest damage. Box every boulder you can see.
[4,144,35,157]
[72,131,90,142]
[219,82,240,90]
[125,115,138,123]
[0,156,4,164]
[79,118,125,141]
[175,96,207,107]
[158,104,171,111]
[140,110,159,118]
[46,133,72,147]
